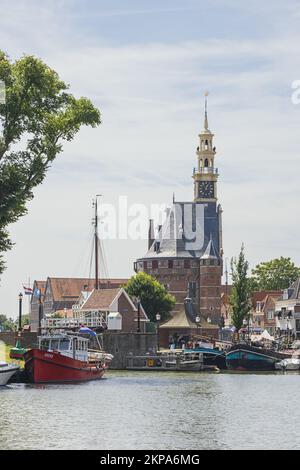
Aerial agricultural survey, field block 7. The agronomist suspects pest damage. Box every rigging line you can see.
[100,238,109,280]
[88,234,95,288]
[71,229,94,279]
[82,231,94,282]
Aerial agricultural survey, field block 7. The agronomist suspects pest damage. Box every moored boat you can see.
[24,333,113,383]
[187,346,227,369]
[275,357,300,371]
[226,344,291,371]
[0,362,20,386]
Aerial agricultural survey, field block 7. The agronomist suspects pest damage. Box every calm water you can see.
[0,371,299,450]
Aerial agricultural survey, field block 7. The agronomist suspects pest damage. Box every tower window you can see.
[204,158,209,167]
[205,140,208,150]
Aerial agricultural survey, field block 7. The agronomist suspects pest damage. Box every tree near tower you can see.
[230,245,252,332]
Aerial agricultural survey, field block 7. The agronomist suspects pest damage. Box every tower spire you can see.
[204,91,209,130]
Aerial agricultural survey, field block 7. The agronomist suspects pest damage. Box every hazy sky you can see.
[1,0,300,318]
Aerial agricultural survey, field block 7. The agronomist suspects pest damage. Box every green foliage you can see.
[124,272,176,323]
[0,51,101,273]
[0,314,15,331]
[230,245,252,331]
[250,257,300,291]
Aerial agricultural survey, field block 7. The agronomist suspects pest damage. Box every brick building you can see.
[29,277,128,331]
[30,280,46,332]
[251,291,282,335]
[75,287,149,333]
[275,278,300,339]
[135,98,223,328]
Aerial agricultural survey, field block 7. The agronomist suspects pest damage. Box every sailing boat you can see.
[24,196,113,383]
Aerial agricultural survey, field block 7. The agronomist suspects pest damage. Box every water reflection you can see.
[0,371,299,450]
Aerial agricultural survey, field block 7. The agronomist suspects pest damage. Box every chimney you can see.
[148,219,155,249]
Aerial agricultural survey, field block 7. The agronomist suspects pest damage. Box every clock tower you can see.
[193,94,218,202]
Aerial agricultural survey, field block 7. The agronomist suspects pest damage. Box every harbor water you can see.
[0,371,299,450]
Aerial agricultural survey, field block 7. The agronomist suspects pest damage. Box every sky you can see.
[1,0,300,318]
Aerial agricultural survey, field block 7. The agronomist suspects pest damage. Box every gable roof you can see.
[251,290,282,309]
[32,280,46,298]
[82,288,120,310]
[47,278,128,302]
[80,288,149,321]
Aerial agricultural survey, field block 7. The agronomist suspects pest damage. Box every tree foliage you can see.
[124,272,176,323]
[0,314,15,331]
[0,51,101,273]
[250,257,300,292]
[230,245,252,331]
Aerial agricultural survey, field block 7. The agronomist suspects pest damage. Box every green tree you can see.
[124,272,176,323]
[0,314,15,331]
[230,245,252,331]
[0,52,101,273]
[250,257,300,291]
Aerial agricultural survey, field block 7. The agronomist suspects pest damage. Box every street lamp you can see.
[137,300,141,333]
[18,292,23,332]
[156,313,161,351]
[195,315,201,338]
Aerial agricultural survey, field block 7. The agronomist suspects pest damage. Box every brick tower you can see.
[135,95,223,325]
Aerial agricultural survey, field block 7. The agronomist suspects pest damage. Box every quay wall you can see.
[0,331,157,370]
[0,332,38,348]
[102,332,157,369]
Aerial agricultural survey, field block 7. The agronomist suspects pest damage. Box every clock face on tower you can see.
[199,181,214,199]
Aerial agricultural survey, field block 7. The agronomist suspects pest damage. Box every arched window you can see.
[204,158,209,167]
[205,139,208,150]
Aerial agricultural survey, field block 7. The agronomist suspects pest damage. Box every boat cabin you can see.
[38,334,89,362]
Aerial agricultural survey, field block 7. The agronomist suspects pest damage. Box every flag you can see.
[79,327,97,337]
[33,288,41,298]
[23,286,33,295]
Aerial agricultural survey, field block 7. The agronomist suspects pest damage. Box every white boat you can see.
[275,358,300,371]
[0,362,20,386]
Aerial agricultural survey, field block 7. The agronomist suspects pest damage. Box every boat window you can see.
[50,340,59,350]
[40,339,50,350]
[59,339,70,351]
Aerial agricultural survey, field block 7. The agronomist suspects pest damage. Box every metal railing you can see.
[41,316,107,329]
[194,167,218,175]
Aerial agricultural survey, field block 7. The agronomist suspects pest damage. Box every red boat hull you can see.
[24,349,106,384]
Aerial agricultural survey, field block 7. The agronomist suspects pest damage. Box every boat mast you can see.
[93,195,102,290]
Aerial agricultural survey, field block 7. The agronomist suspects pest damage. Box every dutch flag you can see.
[23,286,33,295]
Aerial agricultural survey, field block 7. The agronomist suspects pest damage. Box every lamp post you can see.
[18,292,23,332]
[137,300,141,333]
[195,315,201,339]
[156,313,161,351]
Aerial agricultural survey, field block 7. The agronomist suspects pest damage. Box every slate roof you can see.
[279,278,300,300]
[139,201,220,259]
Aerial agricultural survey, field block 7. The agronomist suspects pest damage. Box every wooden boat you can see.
[226,344,291,371]
[24,333,113,383]
[187,347,227,369]
[0,362,20,386]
